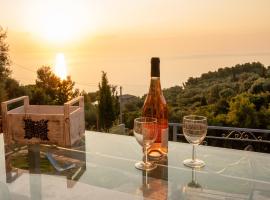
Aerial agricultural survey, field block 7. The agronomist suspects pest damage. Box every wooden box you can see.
[1,96,85,147]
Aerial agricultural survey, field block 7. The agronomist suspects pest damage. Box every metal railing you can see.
[169,123,270,152]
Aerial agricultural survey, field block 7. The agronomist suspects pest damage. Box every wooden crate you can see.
[1,96,85,147]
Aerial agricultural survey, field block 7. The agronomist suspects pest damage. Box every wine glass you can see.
[182,115,207,168]
[134,117,158,171]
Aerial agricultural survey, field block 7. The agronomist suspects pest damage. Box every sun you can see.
[30,1,97,43]
[54,53,68,80]
[40,14,77,43]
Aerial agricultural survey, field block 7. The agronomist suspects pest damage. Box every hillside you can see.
[122,62,270,129]
[163,62,270,128]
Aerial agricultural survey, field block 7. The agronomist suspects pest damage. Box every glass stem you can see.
[144,146,148,164]
[192,168,195,183]
[192,145,196,161]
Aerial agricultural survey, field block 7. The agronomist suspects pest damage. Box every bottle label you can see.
[161,128,168,148]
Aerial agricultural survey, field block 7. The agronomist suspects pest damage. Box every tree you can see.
[163,86,183,106]
[219,88,235,99]
[0,27,27,107]
[5,78,25,98]
[0,27,11,82]
[0,82,7,103]
[111,85,120,119]
[262,79,270,92]
[200,96,207,106]
[208,85,221,103]
[0,27,11,104]
[82,92,98,130]
[35,66,59,104]
[123,110,140,131]
[34,66,78,105]
[227,94,259,128]
[56,76,78,104]
[24,85,49,105]
[214,99,229,115]
[98,71,118,132]
[249,78,265,94]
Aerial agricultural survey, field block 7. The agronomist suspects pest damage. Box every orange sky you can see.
[1,0,270,95]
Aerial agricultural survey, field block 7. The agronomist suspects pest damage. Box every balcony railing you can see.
[169,123,270,152]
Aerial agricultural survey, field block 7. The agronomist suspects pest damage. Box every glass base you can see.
[135,161,157,171]
[148,150,163,158]
[183,159,205,168]
[147,145,168,159]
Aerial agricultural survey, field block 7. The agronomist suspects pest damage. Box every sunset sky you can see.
[1,0,270,95]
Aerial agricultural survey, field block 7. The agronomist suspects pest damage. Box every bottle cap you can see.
[151,57,160,77]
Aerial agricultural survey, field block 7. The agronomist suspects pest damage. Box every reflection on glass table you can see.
[182,168,203,199]
[139,156,168,199]
[4,143,86,184]
[0,131,270,199]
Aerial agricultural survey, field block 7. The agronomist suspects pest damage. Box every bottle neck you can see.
[149,77,162,94]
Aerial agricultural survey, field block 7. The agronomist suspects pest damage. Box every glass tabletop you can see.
[0,131,270,200]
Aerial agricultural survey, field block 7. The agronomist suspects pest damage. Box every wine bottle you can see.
[142,57,168,158]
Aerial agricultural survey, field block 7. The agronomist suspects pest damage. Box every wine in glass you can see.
[182,115,207,168]
[134,117,158,171]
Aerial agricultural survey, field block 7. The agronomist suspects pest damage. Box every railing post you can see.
[79,96,85,136]
[173,125,177,142]
[64,103,70,147]
[1,102,8,135]
[24,96,29,113]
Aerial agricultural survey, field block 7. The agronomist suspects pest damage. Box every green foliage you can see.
[262,79,270,92]
[219,88,235,99]
[85,98,97,130]
[98,71,119,131]
[200,96,207,106]
[84,91,98,102]
[163,86,182,106]
[123,110,140,131]
[249,78,265,94]
[5,78,25,98]
[0,82,7,102]
[34,66,78,105]
[0,27,11,82]
[111,85,120,117]
[56,76,78,104]
[0,27,10,104]
[226,94,257,127]
[121,96,144,129]
[214,99,229,115]
[168,106,185,123]
[159,62,270,128]
[23,85,49,105]
[35,66,59,104]
[0,27,25,107]
[208,85,222,103]
[81,91,99,130]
